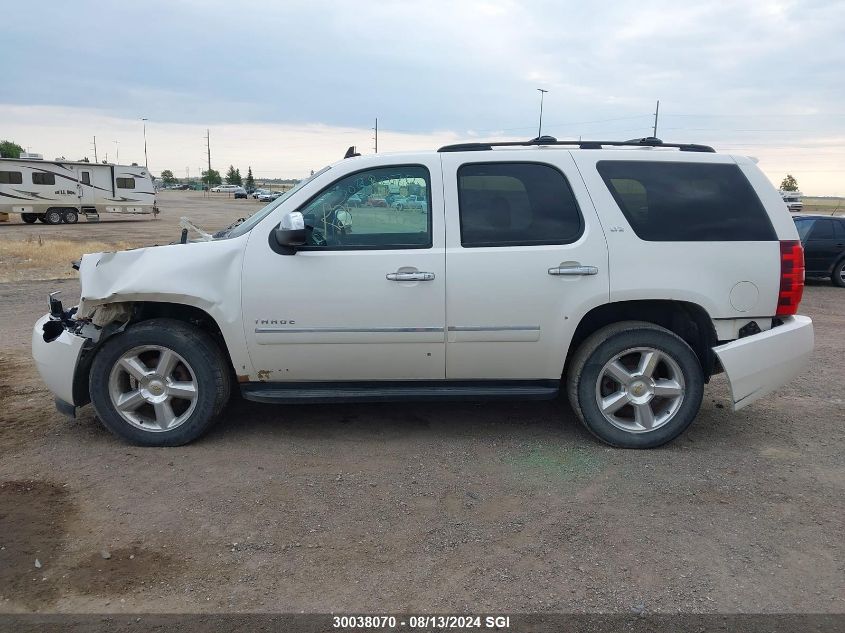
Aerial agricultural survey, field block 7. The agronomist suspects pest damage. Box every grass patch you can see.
[508,444,605,481]
[802,197,845,216]
[0,235,136,282]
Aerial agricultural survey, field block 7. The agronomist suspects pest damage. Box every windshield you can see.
[224,166,331,238]
[793,218,813,241]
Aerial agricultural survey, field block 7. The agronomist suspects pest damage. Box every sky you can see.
[3,0,845,194]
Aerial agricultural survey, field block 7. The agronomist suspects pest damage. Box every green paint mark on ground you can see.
[508,445,605,481]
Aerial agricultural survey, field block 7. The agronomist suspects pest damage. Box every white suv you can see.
[210,184,240,193]
[32,137,814,448]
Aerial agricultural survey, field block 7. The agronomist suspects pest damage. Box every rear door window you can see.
[457,162,583,247]
[596,161,776,241]
[808,219,834,240]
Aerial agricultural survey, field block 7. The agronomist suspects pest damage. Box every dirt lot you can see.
[0,191,842,614]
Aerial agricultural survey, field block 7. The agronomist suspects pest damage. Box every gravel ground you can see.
[0,192,842,614]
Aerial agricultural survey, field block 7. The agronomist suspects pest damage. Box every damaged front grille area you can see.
[42,292,104,344]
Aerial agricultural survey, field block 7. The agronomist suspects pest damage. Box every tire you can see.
[62,209,79,224]
[89,318,231,446]
[44,209,63,225]
[832,258,845,288]
[566,321,704,448]
[21,213,37,224]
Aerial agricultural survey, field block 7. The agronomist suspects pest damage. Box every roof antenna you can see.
[344,146,360,159]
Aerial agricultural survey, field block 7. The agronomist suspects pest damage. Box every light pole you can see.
[536,88,549,138]
[113,140,119,164]
[140,117,149,168]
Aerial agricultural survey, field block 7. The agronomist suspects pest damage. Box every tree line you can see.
[159,165,256,190]
[3,137,805,195]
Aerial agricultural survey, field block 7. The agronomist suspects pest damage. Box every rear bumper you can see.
[713,315,813,410]
[32,313,86,406]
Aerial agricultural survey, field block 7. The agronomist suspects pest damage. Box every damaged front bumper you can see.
[32,313,87,412]
[714,315,814,410]
[32,294,104,415]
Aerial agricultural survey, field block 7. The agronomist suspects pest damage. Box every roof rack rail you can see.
[437,136,715,153]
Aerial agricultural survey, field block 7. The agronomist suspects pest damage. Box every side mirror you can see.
[274,211,306,254]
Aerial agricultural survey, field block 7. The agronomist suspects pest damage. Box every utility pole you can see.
[113,140,119,164]
[141,117,149,168]
[652,100,660,138]
[373,118,378,153]
[206,129,212,180]
[92,136,98,163]
[537,89,549,138]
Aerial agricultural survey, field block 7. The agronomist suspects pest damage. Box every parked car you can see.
[233,187,248,199]
[32,136,813,449]
[780,189,803,212]
[211,184,240,193]
[347,194,364,207]
[367,196,388,207]
[793,215,845,287]
[252,189,271,199]
[257,191,282,202]
[392,195,427,212]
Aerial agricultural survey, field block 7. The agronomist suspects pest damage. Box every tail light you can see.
[777,240,804,316]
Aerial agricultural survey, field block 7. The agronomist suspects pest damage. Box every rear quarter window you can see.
[794,219,813,241]
[596,161,776,241]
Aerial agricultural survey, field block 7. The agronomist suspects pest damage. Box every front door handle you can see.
[548,264,598,276]
[386,271,435,281]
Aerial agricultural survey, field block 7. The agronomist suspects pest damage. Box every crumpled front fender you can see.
[76,237,253,376]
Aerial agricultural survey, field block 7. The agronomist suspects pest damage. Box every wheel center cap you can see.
[628,378,654,403]
[141,375,168,402]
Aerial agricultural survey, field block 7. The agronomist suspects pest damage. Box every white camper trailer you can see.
[0,158,157,224]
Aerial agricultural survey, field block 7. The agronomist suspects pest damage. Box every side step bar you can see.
[240,380,560,404]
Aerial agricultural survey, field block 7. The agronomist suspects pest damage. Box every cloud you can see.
[2,0,844,192]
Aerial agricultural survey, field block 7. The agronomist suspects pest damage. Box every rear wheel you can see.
[566,321,704,448]
[832,258,845,288]
[89,318,231,446]
[21,213,37,224]
[43,208,63,225]
[62,208,79,224]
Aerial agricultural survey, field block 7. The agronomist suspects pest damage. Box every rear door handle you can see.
[548,265,598,276]
[386,271,435,281]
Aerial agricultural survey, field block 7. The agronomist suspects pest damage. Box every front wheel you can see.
[89,319,231,446]
[566,321,704,448]
[832,258,845,288]
[62,209,79,224]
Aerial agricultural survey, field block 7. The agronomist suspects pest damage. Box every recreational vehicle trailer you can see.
[779,189,803,213]
[0,158,157,224]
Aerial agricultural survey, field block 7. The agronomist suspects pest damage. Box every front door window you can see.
[297,165,431,249]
